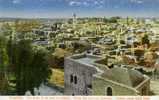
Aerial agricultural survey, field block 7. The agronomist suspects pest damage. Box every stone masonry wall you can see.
[64,58,97,95]
[92,77,138,96]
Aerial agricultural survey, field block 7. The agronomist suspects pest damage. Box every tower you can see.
[73,13,77,28]
[127,16,129,25]
[116,28,121,57]
[131,32,135,57]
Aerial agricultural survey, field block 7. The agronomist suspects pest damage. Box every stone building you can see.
[64,54,150,96]
[64,54,99,95]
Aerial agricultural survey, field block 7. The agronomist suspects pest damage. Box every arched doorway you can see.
[107,87,113,96]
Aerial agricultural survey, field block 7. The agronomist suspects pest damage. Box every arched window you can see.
[70,74,73,83]
[107,87,113,96]
[74,76,77,84]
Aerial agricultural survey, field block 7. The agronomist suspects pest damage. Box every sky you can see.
[0,0,159,18]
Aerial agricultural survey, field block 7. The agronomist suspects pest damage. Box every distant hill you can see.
[0,17,69,23]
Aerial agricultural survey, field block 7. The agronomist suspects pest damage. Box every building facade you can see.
[64,54,150,96]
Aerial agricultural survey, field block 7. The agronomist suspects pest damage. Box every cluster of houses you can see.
[0,16,159,95]
[62,17,159,96]
[29,17,159,96]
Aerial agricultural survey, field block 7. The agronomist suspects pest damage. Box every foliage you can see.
[142,34,150,45]
[7,39,51,95]
[0,35,9,68]
[1,23,12,37]
[0,35,9,94]
[104,17,120,23]
[68,19,73,24]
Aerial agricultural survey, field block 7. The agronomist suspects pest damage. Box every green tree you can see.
[7,39,51,95]
[0,35,9,94]
[0,35,9,68]
[30,48,52,90]
[14,39,34,95]
[108,17,120,23]
[103,18,108,23]
[68,19,73,24]
[142,34,150,45]
[1,23,12,37]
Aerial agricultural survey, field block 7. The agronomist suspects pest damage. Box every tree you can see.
[7,39,51,95]
[0,35,9,68]
[14,39,34,95]
[68,19,73,24]
[1,23,12,35]
[30,48,52,89]
[142,34,150,45]
[0,35,9,94]
[109,17,118,23]
[103,18,109,23]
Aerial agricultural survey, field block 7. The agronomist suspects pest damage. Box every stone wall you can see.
[92,77,139,96]
[64,57,97,95]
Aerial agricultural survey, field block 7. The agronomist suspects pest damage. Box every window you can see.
[74,76,77,84]
[109,64,114,69]
[70,74,78,84]
[107,87,113,96]
[70,74,73,83]
[87,84,92,89]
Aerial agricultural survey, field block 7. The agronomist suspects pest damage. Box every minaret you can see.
[127,16,129,25]
[131,32,135,57]
[116,28,121,57]
[73,13,77,29]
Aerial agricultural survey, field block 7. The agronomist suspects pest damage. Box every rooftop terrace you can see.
[71,54,102,66]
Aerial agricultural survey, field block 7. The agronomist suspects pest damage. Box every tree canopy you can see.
[7,39,52,95]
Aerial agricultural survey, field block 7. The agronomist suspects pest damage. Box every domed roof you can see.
[102,67,145,87]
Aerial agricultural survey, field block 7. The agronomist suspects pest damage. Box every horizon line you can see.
[0,16,157,19]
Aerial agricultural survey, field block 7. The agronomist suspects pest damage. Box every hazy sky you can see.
[0,0,159,18]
